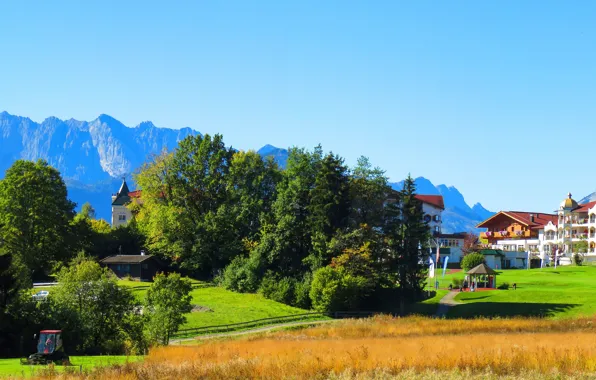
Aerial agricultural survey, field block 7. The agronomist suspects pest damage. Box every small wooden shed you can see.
[466,263,498,289]
[100,255,163,282]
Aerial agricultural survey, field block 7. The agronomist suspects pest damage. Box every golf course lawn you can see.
[433,265,596,318]
[0,356,141,378]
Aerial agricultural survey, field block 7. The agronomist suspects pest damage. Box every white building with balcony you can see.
[541,193,596,264]
[478,193,596,266]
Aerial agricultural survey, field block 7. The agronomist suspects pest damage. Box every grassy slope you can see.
[0,356,141,378]
[121,281,313,329]
[433,265,596,318]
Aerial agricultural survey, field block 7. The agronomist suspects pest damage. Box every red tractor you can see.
[21,330,70,365]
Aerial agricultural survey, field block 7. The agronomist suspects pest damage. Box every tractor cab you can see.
[37,330,63,355]
[21,330,69,365]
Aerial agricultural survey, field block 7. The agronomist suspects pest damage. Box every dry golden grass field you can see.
[33,316,596,379]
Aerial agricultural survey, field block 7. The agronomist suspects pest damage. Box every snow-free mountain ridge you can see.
[389,177,494,233]
[4,111,589,232]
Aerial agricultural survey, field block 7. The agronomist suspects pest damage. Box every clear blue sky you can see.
[1,1,595,213]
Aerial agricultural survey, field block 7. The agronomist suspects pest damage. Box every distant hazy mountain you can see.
[391,177,494,233]
[580,191,596,204]
[0,111,199,182]
[0,112,496,229]
[257,144,289,168]
[0,111,201,220]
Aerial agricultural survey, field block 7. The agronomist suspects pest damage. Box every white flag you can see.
[429,257,435,279]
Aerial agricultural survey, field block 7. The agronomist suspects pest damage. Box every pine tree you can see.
[307,153,351,270]
[393,175,430,311]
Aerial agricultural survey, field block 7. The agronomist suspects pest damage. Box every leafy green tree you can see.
[0,160,76,280]
[227,151,281,243]
[135,136,268,275]
[52,259,137,353]
[309,266,371,312]
[220,254,263,293]
[461,252,485,271]
[261,147,322,277]
[349,156,389,228]
[0,253,23,309]
[145,273,193,345]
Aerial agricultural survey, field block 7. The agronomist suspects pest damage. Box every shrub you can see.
[293,274,312,309]
[309,266,371,312]
[259,274,296,305]
[461,252,485,271]
[452,278,462,288]
[220,255,261,293]
[497,282,510,290]
[574,253,584,266]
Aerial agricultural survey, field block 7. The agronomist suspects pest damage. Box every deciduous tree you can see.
[52,259,137,353]
[145,273,193,345]
[0,160,76,280]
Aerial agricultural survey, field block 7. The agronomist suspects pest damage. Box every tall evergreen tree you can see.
[307,153,351,270]
[394,175,429,307]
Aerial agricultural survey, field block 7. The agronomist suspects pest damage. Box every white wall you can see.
[422,203,442,234]
[111,205,132,228]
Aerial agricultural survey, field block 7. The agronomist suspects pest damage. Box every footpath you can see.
[435,291,461,318]
[169,319,336,344]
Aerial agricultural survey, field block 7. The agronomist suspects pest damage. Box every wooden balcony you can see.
[481,230,532,239]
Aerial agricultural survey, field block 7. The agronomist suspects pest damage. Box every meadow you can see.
[38,279,317,333]
[32,316,596,379]
[434,265,596,319]
[0,356,141,378]
[13,265,596,378]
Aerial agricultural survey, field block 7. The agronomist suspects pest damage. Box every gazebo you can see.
[466,263,498,289]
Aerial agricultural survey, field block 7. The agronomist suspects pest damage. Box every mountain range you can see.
[389,177,494,233]
[580,191,596,204]
[10,111,595,233]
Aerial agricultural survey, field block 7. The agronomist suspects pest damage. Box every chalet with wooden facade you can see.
[477,193,596,266]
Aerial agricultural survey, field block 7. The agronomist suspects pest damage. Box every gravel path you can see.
[435,291,461,317]
[169,319,336,344]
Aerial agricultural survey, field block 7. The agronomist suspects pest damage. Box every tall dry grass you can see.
[36,316,596,379]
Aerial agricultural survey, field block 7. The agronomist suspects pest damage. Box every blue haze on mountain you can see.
[2,111,590,230]
[390,177,495,233]
[0,111,199,220]
[257,144,289,168]
[580,191,596,204]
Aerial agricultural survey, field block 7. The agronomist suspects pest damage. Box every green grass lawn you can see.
[0,356,141,378]
[122,280,317,330]
[432,265,596,319]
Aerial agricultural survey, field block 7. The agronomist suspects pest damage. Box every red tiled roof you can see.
[128,190,142,198]
[573,201,596,213]
[505,212,558,228]
[477,211,557,229]
[415,195,445,210]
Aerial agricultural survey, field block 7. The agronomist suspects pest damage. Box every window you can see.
[142,263,149,270]
[118,214,126,221]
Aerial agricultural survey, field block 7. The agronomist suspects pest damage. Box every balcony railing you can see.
[481,230,532,239]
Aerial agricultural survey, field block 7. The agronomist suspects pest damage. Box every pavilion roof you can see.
[466,263,497,275]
